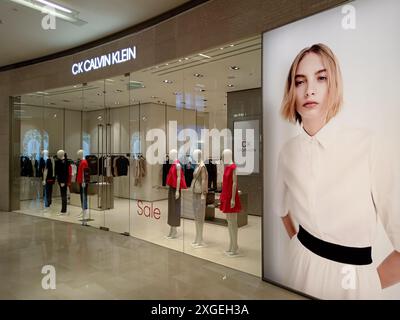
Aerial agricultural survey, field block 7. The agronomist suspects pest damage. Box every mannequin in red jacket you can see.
[166,149,187,239]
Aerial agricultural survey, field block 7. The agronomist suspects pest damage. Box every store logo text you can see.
[72,46,137,75]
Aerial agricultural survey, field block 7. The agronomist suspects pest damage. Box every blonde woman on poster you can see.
[274,43,400,299]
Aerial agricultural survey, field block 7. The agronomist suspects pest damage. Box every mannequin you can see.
[166,149,187,239]
[191,149,208,247]
[55,149,69,215]
[220,149,242,256]
[76,149,89,219]
[42,150,55,208]
[42,150,50,209]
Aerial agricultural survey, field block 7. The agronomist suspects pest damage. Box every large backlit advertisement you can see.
[263,0,400,299]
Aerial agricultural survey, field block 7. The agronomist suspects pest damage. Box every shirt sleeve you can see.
[273,150,289,218]
[370,135,400,252]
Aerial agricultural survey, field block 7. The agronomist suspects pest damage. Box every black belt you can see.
[297,225,372,265]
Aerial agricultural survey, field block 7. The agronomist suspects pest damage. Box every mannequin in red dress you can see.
[76,149,89,221]
[221,149,241,256]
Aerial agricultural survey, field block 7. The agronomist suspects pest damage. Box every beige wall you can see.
[0,0,346,210]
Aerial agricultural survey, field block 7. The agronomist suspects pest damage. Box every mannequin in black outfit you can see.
[55,150,69,215]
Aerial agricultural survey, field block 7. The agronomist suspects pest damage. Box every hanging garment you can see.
[31,158,37,178]
[98,156,105,176]
[85,155,98,176]
[70,163,77,183]
[116,156,130,176]
[216,161,224,190]
[162,160,171,186]
[67,161,73,186]
[38,157,46,178]
[166,160,188,190]
[133,157,146,186]
[184,162,195,187]
[113,156,119,177]
[220,163,241,213]
[20,156,33,177]
[205,161,217,190]
[139,157,146,178]
[105,156,112,177]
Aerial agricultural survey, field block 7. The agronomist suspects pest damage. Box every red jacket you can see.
[166,160,187,190]
[77,159,89,184]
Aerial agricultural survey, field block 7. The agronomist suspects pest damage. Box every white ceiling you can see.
[19,35,262,114]
[0,0,189,67]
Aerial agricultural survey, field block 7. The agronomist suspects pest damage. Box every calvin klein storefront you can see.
[10,34,263,276]
[1,0,362,299]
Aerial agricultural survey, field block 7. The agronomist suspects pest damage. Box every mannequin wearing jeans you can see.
[55,149,69,215]
[76,149,89,219]
[191,149,208,248]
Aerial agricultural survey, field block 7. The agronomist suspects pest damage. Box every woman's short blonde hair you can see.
[281,43,343,124]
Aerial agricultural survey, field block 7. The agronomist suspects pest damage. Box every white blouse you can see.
[274,119,400,251]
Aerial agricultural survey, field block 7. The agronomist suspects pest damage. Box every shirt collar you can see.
[300,118,337,149]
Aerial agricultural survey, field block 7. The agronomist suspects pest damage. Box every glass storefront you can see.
[10,35,262,276]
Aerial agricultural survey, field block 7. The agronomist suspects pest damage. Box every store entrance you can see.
[11,35,262,276]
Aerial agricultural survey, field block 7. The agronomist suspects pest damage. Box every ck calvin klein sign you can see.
[72,46,137,75]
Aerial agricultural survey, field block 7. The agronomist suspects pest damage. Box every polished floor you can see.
[18,192,262,277]
[0,211,303,300]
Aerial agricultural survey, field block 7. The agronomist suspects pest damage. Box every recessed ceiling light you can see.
[97,115,103,120]
[228,84,234,88]
[163,80,173,84]
[185,57,189,60]
[178,59,183,62]
[230,44,235,47]
[199,53,211,59]
[230,66,240,70]
[220,47,224,50]
[193,73,203,78]
[165,63,169,66]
